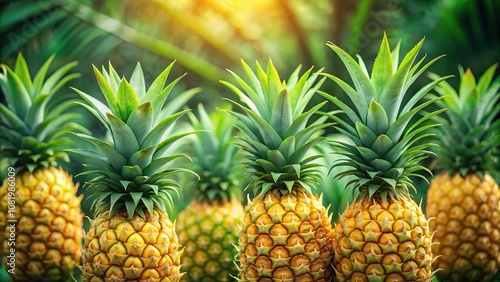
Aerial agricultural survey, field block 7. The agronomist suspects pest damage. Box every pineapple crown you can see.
[0,53,84,174]
[221,59,332,196]
[183,103,244,203]
[429,64,500,178]
[70,61,200,219]
[319,34,451,201]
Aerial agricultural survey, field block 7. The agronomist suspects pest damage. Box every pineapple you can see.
[222,59,335,281]
[0,54,83,281]
[71,61,199,281]
[176,104,245,281]
[320,34,450,281]
[425,64,500,281]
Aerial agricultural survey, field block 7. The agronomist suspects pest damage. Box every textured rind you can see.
[237,188,334,282]
[426,172,500,282]
[177,199,244,281]
[334,197,433,282]
[82,210,183,282]
[0,167,83,281]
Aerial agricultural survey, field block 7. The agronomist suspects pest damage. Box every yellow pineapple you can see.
[222,60,335,281]
[425,64,500,281]
[176,104,245,281]
[320,34,449,281]
[0,54,83,281]
[71,62,199,281]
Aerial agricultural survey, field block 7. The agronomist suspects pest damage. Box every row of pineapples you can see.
[0,35,498,282]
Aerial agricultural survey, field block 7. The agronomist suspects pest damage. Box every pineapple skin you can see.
[0,167,83,281]
[426,172,500,282]
[237,188,334,281]
[177,199,244,281]
[333,197,433,281]
[82,209,183,282]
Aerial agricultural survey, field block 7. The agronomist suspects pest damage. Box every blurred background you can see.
[1,0,499,280]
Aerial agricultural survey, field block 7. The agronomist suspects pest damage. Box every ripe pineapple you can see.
[425,64,500,281]
[320,34,449,281]
[0,54,83,281]
[222,60,335,281]
[71,62,199,281]
[176,104,245,281]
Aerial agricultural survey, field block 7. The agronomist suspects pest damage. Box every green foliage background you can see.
[1,0,499,281]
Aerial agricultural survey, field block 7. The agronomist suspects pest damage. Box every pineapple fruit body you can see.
[177,199,244,281]
[82,209,183,282]
[426,172,500,281]
[333,196,433,281]
[237,188,334,281]
[0,167,83,281]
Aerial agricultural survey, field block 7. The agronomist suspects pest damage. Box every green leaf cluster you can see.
[181,104,244,203]
[0,53,84,173]
[320,34,449,201]
[70,62,200,219]
[222,59,332,196]
[429,64,500,178]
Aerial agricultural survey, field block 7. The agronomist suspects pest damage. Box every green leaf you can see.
[155,130,203,158]
[130,192,143,207]
[355,121,377,147]
[129,145,157,169]
[229,98,282,149]
[121,165,143,179]
[125,201,136,219]
[356,146,379,163]
[390,40,401,71]
[370,158,392,172]
[320,73,368,122]
[318,91,361,125]
[271,89,292,136]
[107,113,140,159]
[266,60,283,109]
[371,34,393,98]
[109,194,124,215]
[0,104,29,135]
[143,62,173,103]
[401,75,452,115]
[2,65,31,118]
[286,101,326,137]
[127,102,153,145]
[92,65,119,116]
[255,159,279,174]
[130,62,146,101]
[142,109,189,148]
[477,64,498,95]
[326,43,376,102]
[117,79,140,121]
[41,61,79,96]
[152,74,186,118]
[288,66,310,110]
[371,134,394,157]
[32,55,54,97]
[74,132,127,172]
[278,136,296,159]
[379,38,424,123]
[367,99,389,135]
[141,198,154,216]
[13,53,32,94]
[107,62,122,93]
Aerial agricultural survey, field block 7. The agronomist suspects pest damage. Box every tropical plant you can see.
[320,34,449,281]
[176,103,245,281]
[223,59,335,281]
[0,53,84,281]
[425,64,500,282]
[70,61,199,281]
